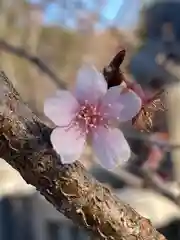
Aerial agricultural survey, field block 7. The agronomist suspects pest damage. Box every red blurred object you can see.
[143,132,169,176]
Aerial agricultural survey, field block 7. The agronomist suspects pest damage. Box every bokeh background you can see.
[1,0,180,239]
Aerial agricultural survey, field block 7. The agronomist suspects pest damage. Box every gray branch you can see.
[0,71,166,240]
[0,39,66,89]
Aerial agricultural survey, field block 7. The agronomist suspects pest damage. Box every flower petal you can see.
[100,86,142,122]
[92,126,131,170]
[51,127,86,164]
[100,85,123,106]
[74,64,107,104]
[44,90,79,126]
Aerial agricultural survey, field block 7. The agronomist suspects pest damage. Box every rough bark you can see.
[0,71,166,240]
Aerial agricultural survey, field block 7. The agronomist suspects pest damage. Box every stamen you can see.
[62,101,111,137]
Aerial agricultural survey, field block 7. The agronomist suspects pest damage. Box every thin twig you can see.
[124,130,180,151]
[95,165,180,207]
[141,168,180,205]
[0,39,66,89]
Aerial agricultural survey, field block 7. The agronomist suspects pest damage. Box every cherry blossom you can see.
[44,65,142,170]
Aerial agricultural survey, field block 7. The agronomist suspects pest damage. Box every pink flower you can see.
[44,65,142,170]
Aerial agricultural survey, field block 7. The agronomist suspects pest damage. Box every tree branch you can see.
[0,39,66,89]
[0,71,166,240]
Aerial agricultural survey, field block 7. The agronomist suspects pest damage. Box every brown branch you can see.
[0,39,66,89]
[0,41,170,235]
[0,71,167,240]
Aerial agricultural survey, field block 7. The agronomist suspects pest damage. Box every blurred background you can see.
[1,0,180,239]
